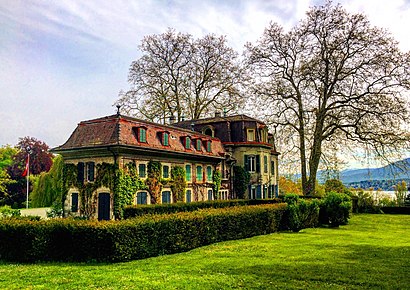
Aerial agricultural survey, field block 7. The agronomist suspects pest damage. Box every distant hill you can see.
[340,158,410,183]
[340,158,410,190]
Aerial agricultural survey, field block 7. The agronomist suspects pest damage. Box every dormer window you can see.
[137,127,147,143]
[162,132,169,146]
[206,140,212,152]
[184,137,191,149]
[247,129,255,142]
[196,139,201,150]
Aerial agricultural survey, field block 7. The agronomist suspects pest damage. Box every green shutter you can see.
[186,164,191,181]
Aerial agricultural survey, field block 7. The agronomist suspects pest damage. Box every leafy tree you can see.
[394,180,407,206]
[5,137,53,206]
[324,179,347,194]
[30,155,64,207]
[0,145,18,203]
[117,28,245,122]
[0,145,18,171]
[278,176,302,196]
[245,3,410,195]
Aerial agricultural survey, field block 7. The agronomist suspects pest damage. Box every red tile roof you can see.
[53,114,225,158]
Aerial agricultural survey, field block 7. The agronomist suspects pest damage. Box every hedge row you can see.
[123,198,282,218]
[0,203,287,263]
[381,206,410,214]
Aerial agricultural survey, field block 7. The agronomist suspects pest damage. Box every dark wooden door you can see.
[98,192,110,220]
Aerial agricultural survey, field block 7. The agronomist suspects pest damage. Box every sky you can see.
[1,0,410,166]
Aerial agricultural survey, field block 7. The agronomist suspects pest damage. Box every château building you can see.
[52,111,279,220]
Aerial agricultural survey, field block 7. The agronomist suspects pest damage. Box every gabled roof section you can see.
[52,114,225,158]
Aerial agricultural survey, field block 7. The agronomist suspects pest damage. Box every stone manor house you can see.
[52,111,279,220]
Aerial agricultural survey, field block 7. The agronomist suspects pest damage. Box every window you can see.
[77,162,85,183]
[138,127,147,143]
[162,191,171,204]
[185,164,192,182]
[264,156,268,173]
[244,155,260,173]
[162,165,170,179]
[86,162,95,182]
[196,139,201,150]
[136,191,148,205]
[203,127,214,137]
[162,132,169,146]
[206,141,212,152]
[185,137,191,149]
[71,192,79,212]
[138,163,146,178]
[271,160,275,176]
[208,189,213,201]
[196,165,203,182]
[206,166,213,181]
[247,129,255,141]
[186,189,192,203]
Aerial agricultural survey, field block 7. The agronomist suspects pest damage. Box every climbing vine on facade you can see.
[212,170,222,199]
[146,160,162,204]
[170,166,186,202]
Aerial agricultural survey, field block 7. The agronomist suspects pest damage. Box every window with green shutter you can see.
[185,137,191,149]
[139,128,147,143]
[207,166,212,181]
[196,165,203,181]
[206,140,212,152]
[138,163,146,178]
[185,164,192,181]
[162,165,169,178]
[196,139,201,150]
[162,132,169,146]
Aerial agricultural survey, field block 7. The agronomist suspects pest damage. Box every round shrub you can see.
[320,192,352,227]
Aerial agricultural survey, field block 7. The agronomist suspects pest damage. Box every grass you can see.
[0,214,409,289]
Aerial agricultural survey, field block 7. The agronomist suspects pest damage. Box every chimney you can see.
[223,108,227,117]
[169,115,176,124]
[215,111,221,117]
[191,123,195,131]
[181,115,185,121]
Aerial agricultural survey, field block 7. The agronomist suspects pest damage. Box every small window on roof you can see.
[196,139,201,150]
[185,137,191,149]
[138,127,147,143]
[206,140,212,152]
[162,132,169,146]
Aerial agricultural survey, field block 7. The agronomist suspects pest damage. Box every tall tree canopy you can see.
[245,3,410,195]
[117,28,245,122]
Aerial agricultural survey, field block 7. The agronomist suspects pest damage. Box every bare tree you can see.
[245,2,410,196]
[117,28,244,122]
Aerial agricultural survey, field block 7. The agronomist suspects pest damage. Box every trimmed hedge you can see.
[0,203,287,263]
[381,207,410,215]
[123,199,282,218]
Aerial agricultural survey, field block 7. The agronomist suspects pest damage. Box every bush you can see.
[123,199,282,218]
[0,203,287,263]
[282,194,320,232]
[320,192,351,227]
[0,206,20,218]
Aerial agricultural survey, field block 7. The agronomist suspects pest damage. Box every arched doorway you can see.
[98,192,110,220]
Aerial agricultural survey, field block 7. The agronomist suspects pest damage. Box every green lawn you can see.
[0,214,409,289]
